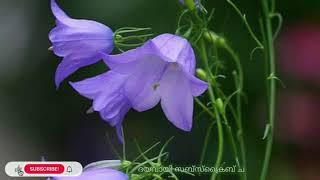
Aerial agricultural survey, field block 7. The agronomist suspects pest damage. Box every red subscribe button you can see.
[24,164,65,174]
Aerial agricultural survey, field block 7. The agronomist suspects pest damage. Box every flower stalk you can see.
[259,0,277,179]
[199,38,224,180]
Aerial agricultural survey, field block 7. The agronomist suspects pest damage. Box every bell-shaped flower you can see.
[51,168,128,180]
[70,71,130,143]
[103,34,208,131]
[49,0,114,88]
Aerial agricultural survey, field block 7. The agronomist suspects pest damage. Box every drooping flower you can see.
[51,168,128,180]
[70,71,130,143]
[103,34,208,131]
[49,0,114,88]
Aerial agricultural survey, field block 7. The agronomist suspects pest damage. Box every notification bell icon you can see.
[66,166,72,173]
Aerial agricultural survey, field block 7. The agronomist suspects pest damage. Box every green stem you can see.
[209,35,247,179]
[222,115,241,169]
[223,44,247,177]
[199,39,224,180]
[199,120,215,166]
[226,0,264,49]
[122,128,126,160]
[195,98,215,118]
[260,0,276,179]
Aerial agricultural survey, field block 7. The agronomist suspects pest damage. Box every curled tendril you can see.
[270,13,283,41]
[267,73,286,88]
[250,46,264,61]
[226,0,264,49]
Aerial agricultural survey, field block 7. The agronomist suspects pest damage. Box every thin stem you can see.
[259,0,277,179]
[122,128,126,160]
[222,115,241,169]
[226,0,264,49]
[199,121,215,166]
[223,44,247,178]
[199,39,224,180]
[195,98,215,118]
[207,34,247,179]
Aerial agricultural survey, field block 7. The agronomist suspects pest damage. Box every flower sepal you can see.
[114,27,153,52]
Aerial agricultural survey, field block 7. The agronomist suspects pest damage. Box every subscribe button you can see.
[5,162,82,177]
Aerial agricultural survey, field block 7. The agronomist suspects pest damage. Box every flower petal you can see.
[49,22,113,43]
[101,102,130,143]
[123,56,167,112]
[70,71,128,111]
[159,64,194,131]
[55,55,101,88]
[51,39,113,58]
[184,71,208,96]
[99,95,129,124]
[69,72,111,99]
[101,41,162,72]
[50,0,73,25]
[50,0,113,31]
[151,34,196,74]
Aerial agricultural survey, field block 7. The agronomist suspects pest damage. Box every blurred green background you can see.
[0,0,319,179]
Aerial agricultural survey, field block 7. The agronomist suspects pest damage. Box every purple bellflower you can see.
[71,34,207,140]
[103,34,208,131]
[51,168,128,180]
[49,0,114,88]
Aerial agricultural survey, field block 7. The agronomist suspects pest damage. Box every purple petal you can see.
[55,55,100,88]
[52,168,128,180]
[70,71,128,111]
[70,71,131,138]
[123,57,167,112]
[101,41,161,72]
[184,71,208,96]
[99,96,130,125]
[159,64,194,131]
[100,100,130,143]
[51,39,113,58]
[50,0,72,25]
[151,34,196,74]
[69,72,113,99]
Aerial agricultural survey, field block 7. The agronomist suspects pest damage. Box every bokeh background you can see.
[0,0,319,179]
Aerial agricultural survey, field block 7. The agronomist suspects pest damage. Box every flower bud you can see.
[180,0,198,11]
[196,68,208,81]
[204,31,226,47]
[216,98,224,114]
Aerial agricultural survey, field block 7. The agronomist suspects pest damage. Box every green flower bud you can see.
[216,98,224,114]
[185,0,196,11]
[204,31,226,47]
[196,68,208,81]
